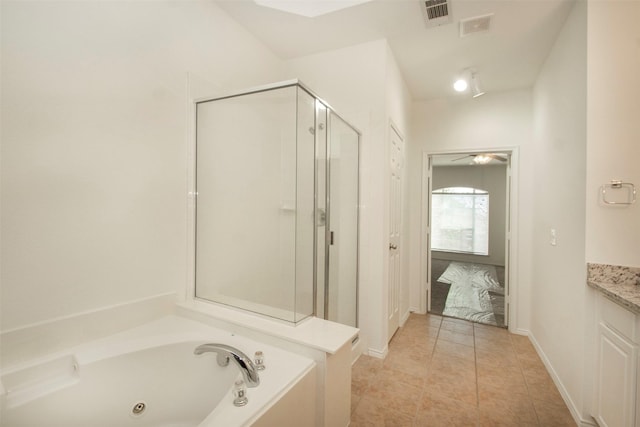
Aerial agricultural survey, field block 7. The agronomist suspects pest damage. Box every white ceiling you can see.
[215,0,576,100]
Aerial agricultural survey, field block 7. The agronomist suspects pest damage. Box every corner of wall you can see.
[527,330,598,427]
[0,293,176,370]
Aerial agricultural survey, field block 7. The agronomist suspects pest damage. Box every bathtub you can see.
[0,316,316,427]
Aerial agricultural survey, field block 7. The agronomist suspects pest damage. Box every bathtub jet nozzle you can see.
[194,343,260,388]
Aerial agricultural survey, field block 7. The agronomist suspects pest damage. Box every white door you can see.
[388,125,403,342]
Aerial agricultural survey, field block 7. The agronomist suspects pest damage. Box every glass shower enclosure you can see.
[194,80,359,327]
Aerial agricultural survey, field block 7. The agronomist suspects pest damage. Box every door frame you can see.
[420,147,519,331]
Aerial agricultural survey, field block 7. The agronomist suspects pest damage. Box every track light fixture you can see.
[453,68,485,98]
[470,71,485,98]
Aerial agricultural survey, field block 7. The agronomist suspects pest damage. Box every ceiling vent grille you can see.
[421,0,452,28]
[459,14,493,37]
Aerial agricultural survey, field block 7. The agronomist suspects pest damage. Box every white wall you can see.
[284,39,413,356]
[431,164,507,266]
[284,40,387,355]
[0,1,283,332]
[1,3,412,359]
[408,90,534,330]
[385,44,414,330]
[530,0,587,421]
[585,0,640,268]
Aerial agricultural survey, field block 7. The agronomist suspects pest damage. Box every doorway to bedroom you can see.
[425,151,512,328]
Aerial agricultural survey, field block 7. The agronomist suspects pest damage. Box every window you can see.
[431,187,489,255]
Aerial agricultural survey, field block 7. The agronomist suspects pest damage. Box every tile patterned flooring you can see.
[351,313,576,426]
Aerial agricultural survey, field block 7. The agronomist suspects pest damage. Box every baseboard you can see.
[409,305,426,315]
[0,292,176,370]
[367,345,388,359]
[400,309,411,326]
[527,332,596,427]
[510,327,530,336]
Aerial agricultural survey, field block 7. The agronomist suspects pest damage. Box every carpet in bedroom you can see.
[430,259,506,328]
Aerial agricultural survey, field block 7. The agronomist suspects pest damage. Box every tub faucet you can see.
[194,343,260,387]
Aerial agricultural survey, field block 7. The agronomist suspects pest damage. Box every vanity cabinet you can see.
[593,294,639,427]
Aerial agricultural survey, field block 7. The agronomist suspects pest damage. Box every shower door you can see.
[323,112,359,328]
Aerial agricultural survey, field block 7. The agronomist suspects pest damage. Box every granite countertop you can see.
[588,263,640,314]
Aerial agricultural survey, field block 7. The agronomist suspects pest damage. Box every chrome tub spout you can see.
[194,343,260,387]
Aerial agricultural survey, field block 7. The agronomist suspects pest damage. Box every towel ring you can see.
[601,180,636,205]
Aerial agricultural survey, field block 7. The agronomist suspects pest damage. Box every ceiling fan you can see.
[451,153,508,165]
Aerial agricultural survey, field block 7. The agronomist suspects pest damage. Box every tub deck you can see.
[0,316,316,427]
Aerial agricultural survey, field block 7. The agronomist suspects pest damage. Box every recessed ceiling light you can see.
[254,0,372,18]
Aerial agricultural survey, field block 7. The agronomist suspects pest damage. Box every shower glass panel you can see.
[295,89,316,320]
[315,101,328,322]
[195,84,314,323]
[194,81,359,326]
[326,113,359,327]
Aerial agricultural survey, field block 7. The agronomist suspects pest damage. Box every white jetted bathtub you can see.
[0,316,316,427]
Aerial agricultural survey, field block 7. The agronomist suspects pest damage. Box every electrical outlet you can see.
[550,228,557,246]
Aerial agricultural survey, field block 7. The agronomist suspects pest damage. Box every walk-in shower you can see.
[194,80,359,327]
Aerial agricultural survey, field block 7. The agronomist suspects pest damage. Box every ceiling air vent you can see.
[459,14,493,37]
[421,0,452,28]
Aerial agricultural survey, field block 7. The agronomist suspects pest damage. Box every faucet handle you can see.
[233,380,248,407]
[254,351,265,371]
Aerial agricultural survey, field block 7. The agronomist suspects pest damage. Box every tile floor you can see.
[350,313,576,426]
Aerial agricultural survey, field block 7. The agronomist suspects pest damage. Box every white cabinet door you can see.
[596,323,637,427]
[636,353,640,427]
